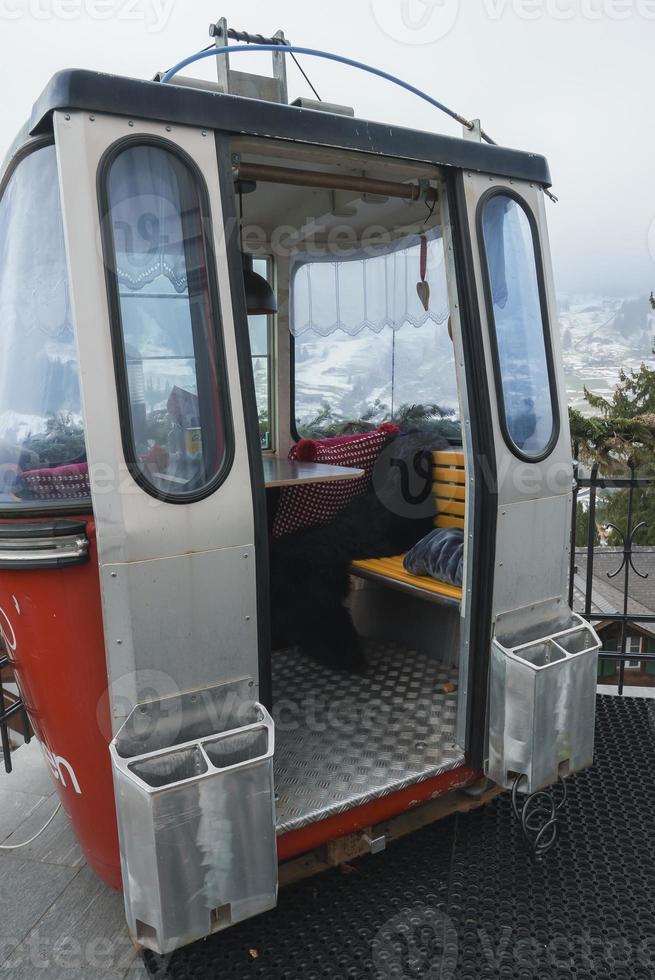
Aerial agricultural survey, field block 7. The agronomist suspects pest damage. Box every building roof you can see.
[573,547,655,636]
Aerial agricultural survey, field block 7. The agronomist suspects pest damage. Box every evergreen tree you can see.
[569,349,655,545]
[569,363,655,471]
[575,501,601,548]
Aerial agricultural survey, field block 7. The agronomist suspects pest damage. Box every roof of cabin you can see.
[572,547,655,637]
[17,69,550,187]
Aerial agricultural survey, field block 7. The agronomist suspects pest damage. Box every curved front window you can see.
[479,192,557,459]
[102,142,232,501]
[0,143,89,510]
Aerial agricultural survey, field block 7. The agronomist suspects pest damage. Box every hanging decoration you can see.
[416,234,430,312]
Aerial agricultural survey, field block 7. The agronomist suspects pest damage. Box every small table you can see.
[263,458,365,488]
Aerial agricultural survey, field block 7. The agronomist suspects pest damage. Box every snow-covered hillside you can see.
[292,294,655,428]
[294,319,459,430]
[559,294,654,412]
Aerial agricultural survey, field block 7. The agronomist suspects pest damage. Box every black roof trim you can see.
[27,69,551,186]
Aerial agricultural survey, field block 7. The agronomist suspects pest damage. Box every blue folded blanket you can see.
[403,527,464,587]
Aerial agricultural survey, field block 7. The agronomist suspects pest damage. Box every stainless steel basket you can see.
[488,611,601,792]
[109,681,277,954]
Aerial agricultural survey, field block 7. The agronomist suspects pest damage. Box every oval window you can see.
[102,143,231,501]
[479,193,557,459]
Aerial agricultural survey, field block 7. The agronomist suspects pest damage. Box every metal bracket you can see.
[208,17,288,104]
[361,832,386,855]
[210,17,230,95]
[463,119,482,142]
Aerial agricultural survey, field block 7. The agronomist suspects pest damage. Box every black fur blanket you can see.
[270,431,450,670]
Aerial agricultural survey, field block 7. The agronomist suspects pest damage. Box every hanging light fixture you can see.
[237,180,277,316]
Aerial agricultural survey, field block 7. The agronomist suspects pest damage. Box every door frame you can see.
[214,132,272,707]
[54,110,266,727]
[444,168,498,769]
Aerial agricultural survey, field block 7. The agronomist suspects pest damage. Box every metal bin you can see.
[109,681,277,954]
[488,612,601,792]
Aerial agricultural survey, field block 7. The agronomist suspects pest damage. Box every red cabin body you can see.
[0,518,121,887]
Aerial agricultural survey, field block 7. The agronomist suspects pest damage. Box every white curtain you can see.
[108,144,190,294]
[290,230,449,337]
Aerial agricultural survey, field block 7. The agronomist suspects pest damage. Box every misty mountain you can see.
[292,295,655,428]
[559,294,654,411]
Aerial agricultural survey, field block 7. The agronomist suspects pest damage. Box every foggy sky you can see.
[0,0,653,297]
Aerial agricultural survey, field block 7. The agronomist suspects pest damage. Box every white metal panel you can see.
[458,173,596,788]
[54,111,260,728]
[460,172,573,623]
[493,493,572,614]
[101,545,258,726]
[54,111,253,562]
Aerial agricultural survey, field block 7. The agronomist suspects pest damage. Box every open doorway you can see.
[230,137,468,831]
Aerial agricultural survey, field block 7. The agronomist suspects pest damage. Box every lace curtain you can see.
[108,144,190,294]
[290,229,450,337]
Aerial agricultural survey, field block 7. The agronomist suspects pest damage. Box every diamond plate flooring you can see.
[272,642,464,833]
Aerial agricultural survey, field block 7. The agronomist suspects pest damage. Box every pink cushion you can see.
[21,463,90,500]
[272,426,397,537]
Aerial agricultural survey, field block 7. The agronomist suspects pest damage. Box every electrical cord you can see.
[511,775,567,860]
[0,802,61,850]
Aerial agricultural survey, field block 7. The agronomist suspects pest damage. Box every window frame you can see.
[625,636,643,668]
[0,136,93,518]
[248,255,276,453]
[476,187,560,464]
[287,236,459,444]
[97,135,235,505]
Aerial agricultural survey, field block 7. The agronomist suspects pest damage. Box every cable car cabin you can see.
[0,42,600,956]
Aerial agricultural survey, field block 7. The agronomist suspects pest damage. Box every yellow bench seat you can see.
[350,554,462,603]
[350,449,465,605]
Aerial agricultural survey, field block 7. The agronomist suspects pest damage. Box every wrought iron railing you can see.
[569,459,654,694]
[0,647,31,773]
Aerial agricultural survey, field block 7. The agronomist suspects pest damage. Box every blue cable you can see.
[159,44,560,200]
[160,44,489,141]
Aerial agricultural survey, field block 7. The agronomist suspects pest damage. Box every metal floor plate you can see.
[271,642,464,833]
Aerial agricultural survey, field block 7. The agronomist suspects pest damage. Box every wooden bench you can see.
[350,449,465,605]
